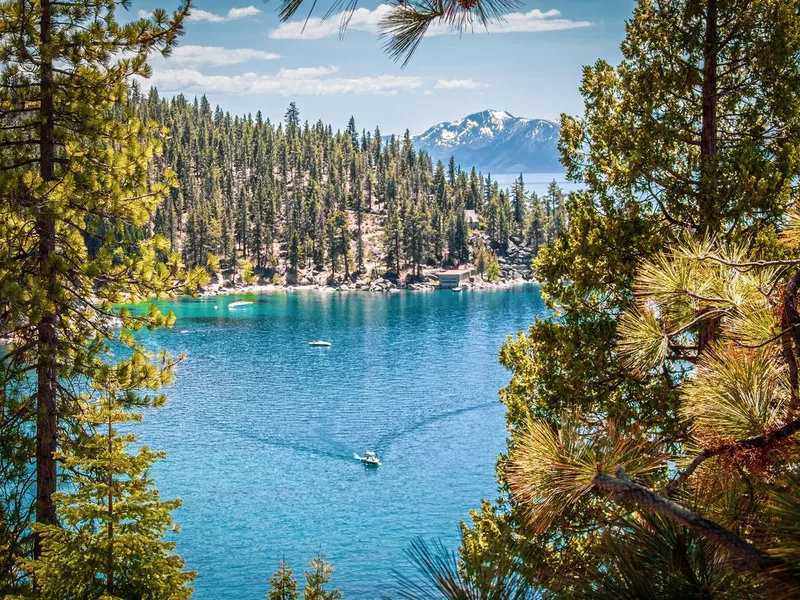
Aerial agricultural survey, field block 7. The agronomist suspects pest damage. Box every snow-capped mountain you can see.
[412,109,561,173]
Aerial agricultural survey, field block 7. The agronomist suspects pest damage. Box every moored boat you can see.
[309,340,332,347]
[228,301,253,308]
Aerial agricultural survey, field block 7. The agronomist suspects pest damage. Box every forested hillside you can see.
[134,88,567,285]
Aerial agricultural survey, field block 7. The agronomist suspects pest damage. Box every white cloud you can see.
[269,5,391,39]
[434,79,488,90]
[479,8,591,34]
[141,66,423,96]
[423,90,434,96]
[270,6,590,39]
[137,9,152,18]
[160,46,280,68]
[226,6,261,20]
[188,5,261,23]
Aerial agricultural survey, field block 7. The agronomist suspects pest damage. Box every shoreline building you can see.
[438,269,471,289]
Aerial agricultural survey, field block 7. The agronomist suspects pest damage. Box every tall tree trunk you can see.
[698,0,720,354]
[699,0,719,235]
[343,230,350,278]
[106,412,114,596]
[357,211,363,271]
[35,0,58,558]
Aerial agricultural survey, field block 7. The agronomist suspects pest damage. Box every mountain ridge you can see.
[410,109,562,173]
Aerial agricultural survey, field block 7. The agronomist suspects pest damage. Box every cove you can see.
[133,286,548,598]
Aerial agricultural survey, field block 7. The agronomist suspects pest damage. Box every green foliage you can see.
[396,539,541,600]
[584,513,762,600]
[0,0,204,592]
[239,258,257,285]
[303,554,342,600]
[17,398,194,599]
[559,0,800,239]
[485,255,500,282]
[457,0,800,595]
[206,253,221,275]
[269,561,300,600]
[393,537,541,599]
[268,555,340,600]
[138,96,531,282]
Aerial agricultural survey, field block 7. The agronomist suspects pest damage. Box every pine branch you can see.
[695,253,800,272]
[663,418,800,494]
[593,467,800,589]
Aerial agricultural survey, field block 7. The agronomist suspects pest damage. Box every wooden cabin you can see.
[438,269,471,289]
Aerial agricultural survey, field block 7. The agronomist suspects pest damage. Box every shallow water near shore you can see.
[133,286,548,598]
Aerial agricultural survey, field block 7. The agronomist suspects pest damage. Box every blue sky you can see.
[133,0,635,134]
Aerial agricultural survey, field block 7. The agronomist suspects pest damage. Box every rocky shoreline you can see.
[198,274,535,298]
[197,232,539,297]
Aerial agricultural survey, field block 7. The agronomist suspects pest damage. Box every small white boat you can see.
[309,340,332,347]
[228,301,253,309]
[452,286,464,292]
[354,450,381,466]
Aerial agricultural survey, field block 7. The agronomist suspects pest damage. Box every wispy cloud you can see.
[189,5,261,23]
[269,6,591,39]
[142,66,423,96]
[156,46,280,68]
[137,5,261,22]
[482,8,590,34]
[435,79,488,90]
[423,90,435,96]
[270,5,393,39]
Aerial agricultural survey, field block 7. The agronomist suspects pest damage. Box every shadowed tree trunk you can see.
[35,0,59,558]
[697,0,720,354]
[699,0,719,235]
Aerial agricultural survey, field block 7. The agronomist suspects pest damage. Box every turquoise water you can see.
[135,287,547,598]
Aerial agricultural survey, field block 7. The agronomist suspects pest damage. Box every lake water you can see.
[491,172,583,196]
[134,286,548,598]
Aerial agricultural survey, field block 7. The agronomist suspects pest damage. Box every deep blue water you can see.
[134,286,547,598]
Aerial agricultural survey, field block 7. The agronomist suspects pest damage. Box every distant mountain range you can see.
[411,109,562,174]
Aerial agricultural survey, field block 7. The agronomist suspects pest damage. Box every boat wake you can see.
[375,401,498,449]
[197,413,357,463]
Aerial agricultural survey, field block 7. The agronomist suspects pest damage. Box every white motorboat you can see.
[354,450,381,466]
[452,286,464,292]
[228,301,253,308]
[309,340,332,347]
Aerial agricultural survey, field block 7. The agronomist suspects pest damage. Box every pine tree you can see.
[453,211,470,266]
[285,102,300,140]
[303,554,342,600]
[0,0,206,577]
[268,561,300,600]
[21,395,194,599]
[511,174,526,233]
[458,0,800,594]
[527,192,545,253]
[384,200,403,275]
[134,94,509,284]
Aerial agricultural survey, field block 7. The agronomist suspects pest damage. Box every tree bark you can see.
[782,271,800,412]
[35,0,59,558]
[107,411,114,596]
[699,0,719,235]
[696,0,721,356]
